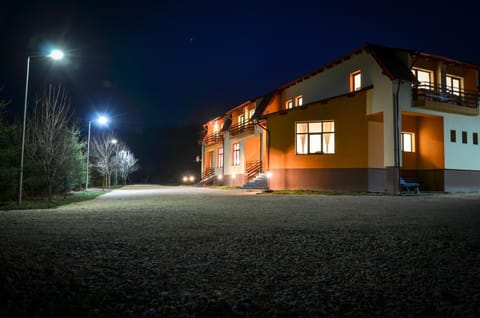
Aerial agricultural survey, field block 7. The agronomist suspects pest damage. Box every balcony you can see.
[412,83,479,116]
[203,133,222,145]
[229,122,255,137]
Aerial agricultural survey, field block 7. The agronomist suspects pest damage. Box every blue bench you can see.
[400,177,420,193]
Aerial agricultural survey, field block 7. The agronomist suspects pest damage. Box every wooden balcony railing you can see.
[413,83,479,109]
[229,122,255,137]
[203,133,222,145]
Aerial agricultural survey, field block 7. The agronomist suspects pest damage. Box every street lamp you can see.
[86,115,109,191]
[18,49,64,205]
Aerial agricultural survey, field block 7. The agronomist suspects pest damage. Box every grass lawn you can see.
[0,191,105,210]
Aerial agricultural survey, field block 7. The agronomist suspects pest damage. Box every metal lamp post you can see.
[85,115,109,191]
[18,49,64,205]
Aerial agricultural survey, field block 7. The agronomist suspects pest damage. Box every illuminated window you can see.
[286,99,293,109]
[473,132,478,145]
[238,113,245,126]
[402,132,415,152]
[249,108,255,119]
[462,131,468,144]
[295,95,303,107]
[296,121,335,154]
[233,143,240,166]
[450,130,456,142]
[412,68,432,89]
[218,147,224,168]
[213,121,219,133]
[446,75,461,96]
[350,71,361,92]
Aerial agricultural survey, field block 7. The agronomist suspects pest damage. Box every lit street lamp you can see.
[18,49,64,205]
[86,115,109,191]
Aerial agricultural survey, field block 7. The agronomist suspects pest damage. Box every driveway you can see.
[1,186,479,317]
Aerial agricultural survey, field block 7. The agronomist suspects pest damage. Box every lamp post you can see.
[86,115,109,191]
[18,49,64,205]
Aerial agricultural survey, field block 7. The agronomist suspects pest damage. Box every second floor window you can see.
[295,95,303,107]
[238,114,245,126]
[412,68,432,89]
[233,143,240,166]
[286,99,293,109]
[249,108,255,119]
[218,148,224,168]
[446,75,461,96]
[350,71,361,92]
[296,121,335,155]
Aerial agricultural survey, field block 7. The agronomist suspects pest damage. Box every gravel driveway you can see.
[1,186,479,317]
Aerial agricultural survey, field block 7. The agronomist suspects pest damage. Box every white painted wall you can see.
[444,115,480,170]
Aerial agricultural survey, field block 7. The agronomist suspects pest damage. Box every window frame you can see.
[295,95,303,107]
[462,131,468,144]
[450,130,456,143]
[401,132,415,152]
[295,120,335,155]
[232,143,241,166]
[473,132,478,145]
[412,68,433,89]
[446,75,462,96]
[350,70,362,92]
[217,147,224,168]
[285,99,293,109]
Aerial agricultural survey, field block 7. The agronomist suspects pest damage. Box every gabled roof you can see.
[251,90,276,121]
[365,44,415,82]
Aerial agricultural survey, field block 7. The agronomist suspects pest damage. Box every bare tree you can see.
[26,84,73,202]
[90,133,118,188]
[112,144,139,185]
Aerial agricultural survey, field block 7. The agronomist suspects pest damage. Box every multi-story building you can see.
[200,44,480,193]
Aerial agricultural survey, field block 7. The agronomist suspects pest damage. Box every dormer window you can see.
[295,95,303,107]
[350,71,362,92]
[286,99,293,109]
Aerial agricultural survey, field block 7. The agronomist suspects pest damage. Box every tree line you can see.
[0,84,139,203]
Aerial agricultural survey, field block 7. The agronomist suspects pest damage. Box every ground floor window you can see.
[296,121,335,154]
[218,147,224,168]
[402,132,415,152]
[232,143,240,166]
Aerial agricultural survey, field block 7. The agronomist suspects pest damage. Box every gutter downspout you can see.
[393,80,402,195]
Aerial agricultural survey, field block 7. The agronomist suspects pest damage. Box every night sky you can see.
[1,0,479,182]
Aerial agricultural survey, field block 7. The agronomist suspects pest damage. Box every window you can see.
[218,148,224,168]
[232,143,240,166]
[295,95,303,107]
[473,133,478,145]
[238,113,245,126]
[213,121,219,133]
[462,131,468,144]
[450,130,456,142]
[249,108,255,119]
[412,68,432,89]
[285,99,293,109]
[402,132,415,152]
[446,75,461,96]
[350,71,361,92]
[296,121,335,154]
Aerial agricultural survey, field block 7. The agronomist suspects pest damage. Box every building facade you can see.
[200,44,480,193]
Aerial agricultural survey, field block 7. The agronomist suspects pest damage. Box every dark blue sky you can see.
[2,0,479,130]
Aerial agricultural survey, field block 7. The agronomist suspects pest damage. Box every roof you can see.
[364,43,416,82]
[250,90,276,121]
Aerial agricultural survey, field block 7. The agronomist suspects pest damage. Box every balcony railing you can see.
[229,122,255,136]
[413,83,479,110]
[203,133,222,145]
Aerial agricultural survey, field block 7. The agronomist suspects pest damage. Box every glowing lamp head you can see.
[97,115,109,126]
[48,49,64,60]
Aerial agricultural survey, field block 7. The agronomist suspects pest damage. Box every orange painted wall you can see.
[401,114,444,170]
[244,136,260,162]
[267,90,369,170]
